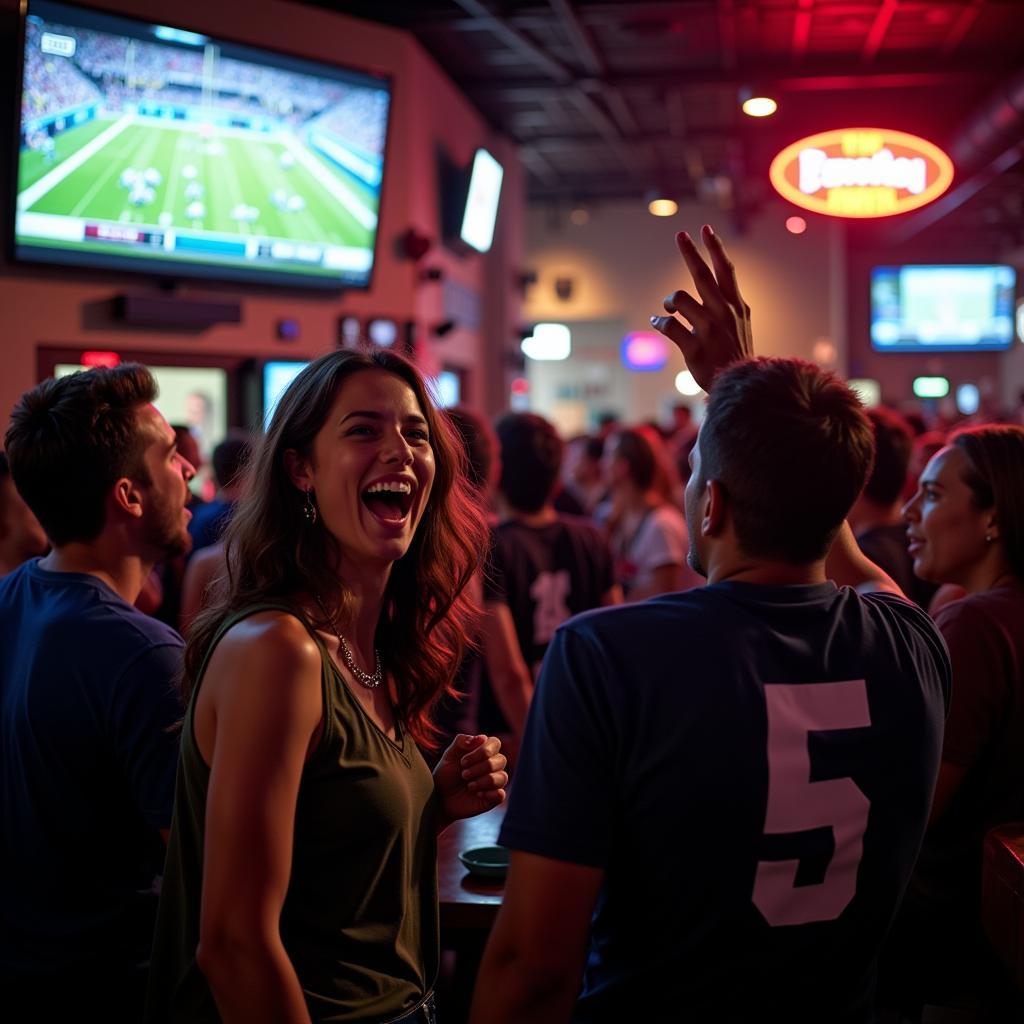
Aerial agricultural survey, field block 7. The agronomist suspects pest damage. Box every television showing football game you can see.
[14,0,392,289]
[871,265,1017,352]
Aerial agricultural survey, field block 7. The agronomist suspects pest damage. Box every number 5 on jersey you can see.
[752,680,871,927]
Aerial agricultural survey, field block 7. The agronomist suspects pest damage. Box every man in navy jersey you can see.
[469,226,950,1024]
[1,365,194,1022]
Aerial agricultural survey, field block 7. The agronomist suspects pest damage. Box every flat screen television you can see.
[459,148,503,253]
[871,265,1017,352]
[14,0,392,289]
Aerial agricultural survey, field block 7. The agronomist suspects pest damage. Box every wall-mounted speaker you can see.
[110,293,242,328]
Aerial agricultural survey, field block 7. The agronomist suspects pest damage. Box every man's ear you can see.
[703,478,729,537]
[283,448,312,492]
[112,476,145,519]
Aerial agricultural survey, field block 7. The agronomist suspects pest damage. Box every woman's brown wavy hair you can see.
[181,349,489,747]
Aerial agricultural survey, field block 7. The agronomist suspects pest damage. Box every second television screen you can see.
[16,0,391,289]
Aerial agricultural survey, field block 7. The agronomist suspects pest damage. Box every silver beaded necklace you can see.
[314,594,383,689]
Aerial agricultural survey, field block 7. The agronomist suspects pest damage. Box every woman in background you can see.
[146,349,506,1024]
[880,424,1024,1018]
[604,425,702,601]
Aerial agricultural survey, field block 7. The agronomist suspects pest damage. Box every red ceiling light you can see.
[785,216,807,234]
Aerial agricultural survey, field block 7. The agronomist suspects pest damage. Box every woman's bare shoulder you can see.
[208,608,323,681]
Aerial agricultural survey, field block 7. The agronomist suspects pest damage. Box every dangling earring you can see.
[985,533,995,544]
[303,488,318,526]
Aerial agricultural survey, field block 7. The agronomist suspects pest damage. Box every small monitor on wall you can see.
[14,0,392,290]
[459,148,503,253]
[871,265,1017,352]
[429,369,461,409]
[263,360,309,426]
[55,361,229,459]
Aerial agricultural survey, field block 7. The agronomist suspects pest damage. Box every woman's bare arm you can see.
[195,613,323,1024]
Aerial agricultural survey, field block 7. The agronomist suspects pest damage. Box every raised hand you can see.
[649,225,753,393]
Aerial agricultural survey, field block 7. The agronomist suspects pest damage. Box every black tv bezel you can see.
[10,0,395,293]
[869,263,1018,354]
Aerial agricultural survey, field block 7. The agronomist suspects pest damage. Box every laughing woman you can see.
[879,423,1024,1016]
[145,350,506,1024]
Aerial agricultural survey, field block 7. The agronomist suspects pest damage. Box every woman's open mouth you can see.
[361,478,414,525]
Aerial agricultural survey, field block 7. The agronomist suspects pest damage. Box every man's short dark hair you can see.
[863,407,913,506]
[496,412,563,513]
[211,432,252,489]
[698,358,875,564]
[445,407,496,493]
[4,365,157,546]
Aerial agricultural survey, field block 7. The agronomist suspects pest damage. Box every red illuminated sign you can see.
[769,128,954,219]
[81,350,121,368]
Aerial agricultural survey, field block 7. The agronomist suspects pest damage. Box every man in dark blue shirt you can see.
[186,432,250,554]
[1,365,195,1022]
[470,227,950,1024]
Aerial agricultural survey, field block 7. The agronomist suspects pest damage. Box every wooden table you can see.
[438,803,506,932]
[436,805,507,1021]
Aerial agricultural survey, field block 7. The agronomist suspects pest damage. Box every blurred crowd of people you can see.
[2,226,1022,1024]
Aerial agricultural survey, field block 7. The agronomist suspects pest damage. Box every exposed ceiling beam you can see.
[791,0,814,64]
[717,0,737,74]
[548,0,606,77]
[449,0,573,84]
[600,86,642,137]
[521,128,726,150]
[883,138,1024,245]
[563,90,647,179]
[862,0,899,64]
[940,0,983,57]
[463,66,993,101]
[666,87,687,140]
[549,1,643,139]
[518,145,563,186]
[448,0,645,161]
[527,178,688,201]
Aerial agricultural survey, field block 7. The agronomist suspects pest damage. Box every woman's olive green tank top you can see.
[145,604,439,1023]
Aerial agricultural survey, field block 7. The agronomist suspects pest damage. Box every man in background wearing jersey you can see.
[469,226,950,1024]
[478,412,621,746]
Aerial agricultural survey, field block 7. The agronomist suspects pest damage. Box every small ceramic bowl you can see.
[458,845,510,880]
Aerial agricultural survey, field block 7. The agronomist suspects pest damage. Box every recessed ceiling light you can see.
[742,95,777,117]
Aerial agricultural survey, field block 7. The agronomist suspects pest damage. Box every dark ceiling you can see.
[304,1,1024,246]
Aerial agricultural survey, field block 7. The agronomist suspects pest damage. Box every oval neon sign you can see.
[769,128,954,219]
